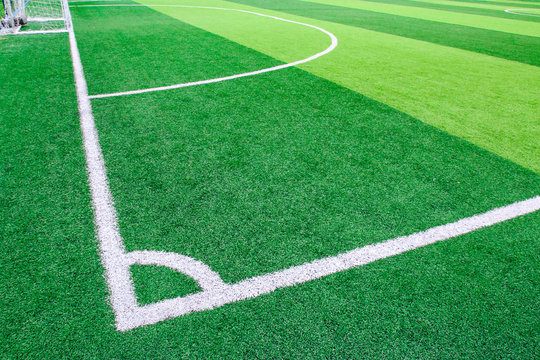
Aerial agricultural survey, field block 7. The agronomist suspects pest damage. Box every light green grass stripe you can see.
[442,0,540,9]
[348,0,540,24]
[359,0,540,22]
[491,0,540,5]
[136,0,540,173]
[303,0,540,37]
[410,0,540,11]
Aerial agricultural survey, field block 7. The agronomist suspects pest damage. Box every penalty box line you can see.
[65,1,540,331]
[71,4,338,100]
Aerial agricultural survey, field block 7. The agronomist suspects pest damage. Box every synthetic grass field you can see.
[1,0,539,358]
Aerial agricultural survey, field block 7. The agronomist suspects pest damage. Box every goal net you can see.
[1,0,68,35]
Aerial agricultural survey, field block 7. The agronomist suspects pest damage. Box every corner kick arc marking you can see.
[120,196,540,331]
[69,4,338,99]
[65,1,540,332]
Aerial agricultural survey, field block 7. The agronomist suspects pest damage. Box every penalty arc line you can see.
[69,4,338,100]
[65,1,540,331]
[504,9,540,17]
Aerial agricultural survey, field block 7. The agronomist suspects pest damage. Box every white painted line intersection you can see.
[66,2,540,331]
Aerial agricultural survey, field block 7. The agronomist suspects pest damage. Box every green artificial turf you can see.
[303,0,540,36]
[0,34,110,356]
[413,0,540,11]
[73,5,284,96]
[452,0,540,8]
[508,8,540,15]
[348,0,540,21]
[228,0,540,66]
[140,0,540,173]
[131,265,201,305]
[1,1,539,358]
[80,1,538,303]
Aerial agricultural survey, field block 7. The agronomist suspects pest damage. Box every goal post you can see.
[1,0,68,35]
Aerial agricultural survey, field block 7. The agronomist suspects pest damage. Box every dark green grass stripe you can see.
[229,0,540,66]
[95,72,540,283]
[72,6,284,95]
[358,0,540,22]
[75,6,540,284]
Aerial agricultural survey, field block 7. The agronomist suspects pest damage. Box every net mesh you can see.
[1,0,67,34]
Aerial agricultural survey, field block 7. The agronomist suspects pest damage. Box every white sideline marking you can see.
[64,0,141,326]
[69,4,338,99]
[67,0,228,329]
[65,1,540,332]
[504,9,540,17]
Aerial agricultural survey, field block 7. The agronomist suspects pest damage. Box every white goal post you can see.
[1,0,68,34]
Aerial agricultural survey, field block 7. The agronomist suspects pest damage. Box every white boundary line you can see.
[65,2,540,332]
[2,29,69,35]
[64,0,141,328]
[504,8,540,17]
[70,4,338,99]
[123,196,540,331]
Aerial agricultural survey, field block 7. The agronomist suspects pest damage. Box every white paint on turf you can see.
[69,4,338,100]
[67,0,231,327]
[66,1,540,332]
[504,9,540,17]
[126,251,226,291]
[1,29,69,35]
[115,197,540,331]
[65,0,139,327]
